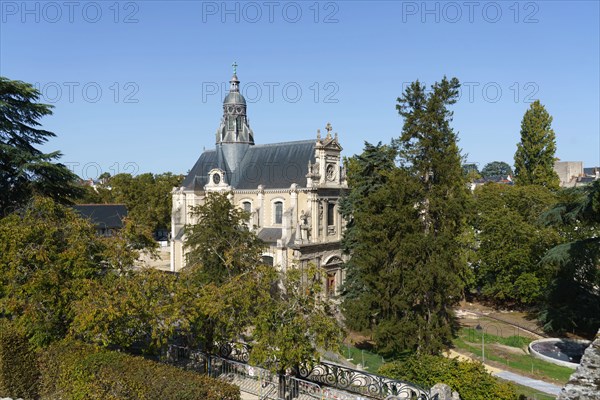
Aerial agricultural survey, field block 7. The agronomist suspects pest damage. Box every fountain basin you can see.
[529,338,591,369]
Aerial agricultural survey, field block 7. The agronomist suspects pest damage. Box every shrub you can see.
[378,354,517,400]
[0,320,39,399]
[38,340,240,400]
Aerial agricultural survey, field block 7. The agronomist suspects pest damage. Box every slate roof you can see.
[73,204,128,229]
[257,228,283,243]
[182,140,316,190]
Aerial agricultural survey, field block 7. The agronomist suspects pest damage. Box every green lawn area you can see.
[454,327,573,384]
[509,382,557,400]
[342,344,386,372]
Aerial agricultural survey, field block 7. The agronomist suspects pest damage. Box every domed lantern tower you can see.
[215,63,254,176]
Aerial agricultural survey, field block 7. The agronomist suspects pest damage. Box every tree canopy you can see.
[514,101,559,189]
[481,161,513,178]
[0,77,83,216]
[180,192,342,369]
[342,77,470,356]
[79,172,183,233]
[0,197,135,346]
[472,184,560,306]
[537,181,600,335]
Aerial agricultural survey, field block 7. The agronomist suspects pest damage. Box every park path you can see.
[445,349,562,396]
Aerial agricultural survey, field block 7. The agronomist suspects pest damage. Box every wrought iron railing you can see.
[297,361,430,399]
[168,343,432,400]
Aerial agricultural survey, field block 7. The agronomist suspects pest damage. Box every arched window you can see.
[242,201,252,213]
[274,201,283,224]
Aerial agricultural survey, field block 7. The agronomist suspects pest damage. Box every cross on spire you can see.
[325,122,332,138]
[232,61,238,75]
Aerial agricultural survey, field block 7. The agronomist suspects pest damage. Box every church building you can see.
[170,68,348,296]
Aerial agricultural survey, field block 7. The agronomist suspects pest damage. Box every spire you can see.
[216,64,254,145]
[230,62,240,93]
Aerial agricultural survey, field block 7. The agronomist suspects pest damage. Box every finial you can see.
[325,122,332,139]
[232,61,238,75]
[334,132,338,141]
[317,129,321,140]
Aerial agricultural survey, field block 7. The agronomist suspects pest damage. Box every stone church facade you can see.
[171,70,348,295]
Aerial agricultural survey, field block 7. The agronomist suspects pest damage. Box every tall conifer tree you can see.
[341,77,470,356]
[0,77,83,215]
[514,100,560,189]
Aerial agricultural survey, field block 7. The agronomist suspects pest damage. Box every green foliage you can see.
[0,320,39,399]
[184,192,265,284]
[179,192,270,350]
[0,197,144,348]
[340,142,398,253]
[38,340,240,400]
[514,101,559,189]
[0,197,108,347]
[78,172,183,233]
[0,76,83,216]
[342,77,470,357]
[481,161,513,179]
[181,192,341,368]
[379,355,518,400]
[70,268,180,354]
[251,264,344,371]
[463,163,481,182]
[537,182,600,336]
[339,142,398,330]
[472,184,561,305]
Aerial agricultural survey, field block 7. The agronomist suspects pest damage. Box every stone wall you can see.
[558,329,600,400]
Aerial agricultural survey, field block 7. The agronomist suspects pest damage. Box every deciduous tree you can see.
[481,161,513,179]
[472,184,560,305]
[70,268,180,353]
[182,192,342,367]
[0,198,108,346]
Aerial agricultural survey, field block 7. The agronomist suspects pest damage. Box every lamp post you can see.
[476,324,485,363]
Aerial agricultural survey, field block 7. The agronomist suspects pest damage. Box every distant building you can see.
[73,204,127,237]
[171,69,347,296]
[554,161,598,187]
[471,175,513,191]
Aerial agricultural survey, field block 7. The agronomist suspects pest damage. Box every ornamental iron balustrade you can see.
[167,343,433,400]
[297,361,430,400]
[218,341,251,363]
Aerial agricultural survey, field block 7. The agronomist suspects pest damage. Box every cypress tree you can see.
[514,100,560,189]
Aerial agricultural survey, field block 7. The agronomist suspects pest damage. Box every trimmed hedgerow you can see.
[0,320,40,400]
[379,354,518,400]
[38,340,240,400]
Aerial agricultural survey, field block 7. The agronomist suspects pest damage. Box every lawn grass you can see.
[454,328,573,383]
[341,344,386,372]
[509,382,556,400]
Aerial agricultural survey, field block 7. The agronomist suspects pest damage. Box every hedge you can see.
[378,354,518,400]
[38,340,240,400]
[0,320,39,400]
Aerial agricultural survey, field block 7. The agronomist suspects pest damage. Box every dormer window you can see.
[208,169,226,189]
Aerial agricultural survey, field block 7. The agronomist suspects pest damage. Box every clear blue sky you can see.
[1,0,598,179]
